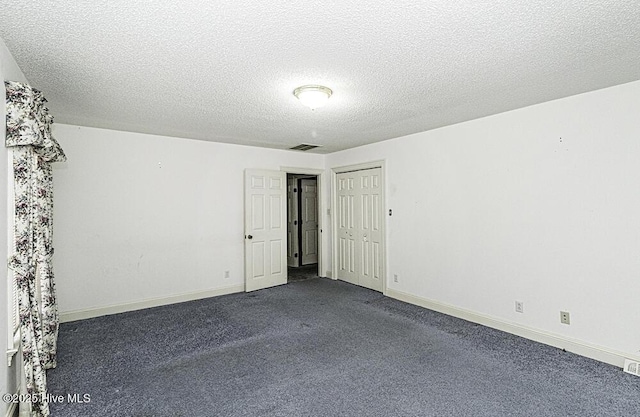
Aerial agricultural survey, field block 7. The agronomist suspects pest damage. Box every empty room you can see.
[1,1,640,416]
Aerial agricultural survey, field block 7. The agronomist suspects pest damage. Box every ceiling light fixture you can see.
[293,85,332,110]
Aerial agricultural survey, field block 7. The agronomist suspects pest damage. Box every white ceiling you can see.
[2,1,639,154]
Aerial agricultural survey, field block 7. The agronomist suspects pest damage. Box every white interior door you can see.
[287,177,299,267]
[245,169,287,292]
[336,168,383,292]
[301,178,318,265]
[359,168,382,292]
[337,172,358,284]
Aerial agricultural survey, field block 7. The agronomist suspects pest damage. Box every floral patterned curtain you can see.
[5,81,66,417]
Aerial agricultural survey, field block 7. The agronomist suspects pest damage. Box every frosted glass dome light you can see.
[293,85,333,110]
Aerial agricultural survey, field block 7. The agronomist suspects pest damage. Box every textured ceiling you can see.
[2,1,639,153]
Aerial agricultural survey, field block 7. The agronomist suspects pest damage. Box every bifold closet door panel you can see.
[337,168,383,292]
[359,168,383,292]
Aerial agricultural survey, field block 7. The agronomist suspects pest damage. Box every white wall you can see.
[52,125,324,316]
[326,80,640,363]
[1,37,28,417]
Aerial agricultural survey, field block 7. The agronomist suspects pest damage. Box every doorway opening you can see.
[287,173,320,283]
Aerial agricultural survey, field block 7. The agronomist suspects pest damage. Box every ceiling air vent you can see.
[289,143,321,151]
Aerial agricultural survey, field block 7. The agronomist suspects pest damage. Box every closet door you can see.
[336,171,359,284]
[336,168,383,292]
[358,168,383,292]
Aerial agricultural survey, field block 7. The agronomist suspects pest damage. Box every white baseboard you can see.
[386,288,637,368]
[60,284,245,323]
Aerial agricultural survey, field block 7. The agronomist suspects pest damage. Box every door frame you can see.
[331,160,387,295]
[287,175,300,268]
[280,167,324,278]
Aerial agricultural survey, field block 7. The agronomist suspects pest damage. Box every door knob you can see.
[247,235,253,239]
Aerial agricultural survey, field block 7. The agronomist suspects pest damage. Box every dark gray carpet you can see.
[287,264,318,282]
[48,278,640,416]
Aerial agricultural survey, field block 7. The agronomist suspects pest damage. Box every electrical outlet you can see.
[515,301,524,313]
[224,270,230,279]
[623,359,640,377]
[393,274,398,283]
[560,311,570,325]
